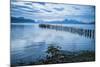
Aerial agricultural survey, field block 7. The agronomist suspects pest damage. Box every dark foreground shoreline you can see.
[11,48,95,67]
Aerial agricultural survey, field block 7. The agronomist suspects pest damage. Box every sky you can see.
[11,1,95,23]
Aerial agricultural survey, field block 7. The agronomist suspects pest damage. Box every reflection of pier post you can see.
[92,30,95,39]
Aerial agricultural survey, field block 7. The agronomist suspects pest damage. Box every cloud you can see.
[36,2,46,6]
[11,1,95,23]
[53,7,64,11]
[25,2,32,6]
[72,6,80,10]
[41,8,52,12]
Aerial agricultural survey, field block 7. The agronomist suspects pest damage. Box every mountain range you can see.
[11,17,94,24]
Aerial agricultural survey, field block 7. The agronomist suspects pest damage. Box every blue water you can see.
[11,23,95,64]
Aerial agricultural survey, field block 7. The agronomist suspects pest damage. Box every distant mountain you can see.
[11,17,35,23]
[11,16,94,24]
[43,19,95,24]
[63,19,95,24]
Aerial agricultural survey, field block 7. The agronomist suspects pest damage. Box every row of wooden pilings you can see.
[39,24,95,39]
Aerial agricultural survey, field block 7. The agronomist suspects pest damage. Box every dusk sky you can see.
[11,1,95,23]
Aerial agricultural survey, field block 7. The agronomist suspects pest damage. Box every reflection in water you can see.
[11,23,95,65]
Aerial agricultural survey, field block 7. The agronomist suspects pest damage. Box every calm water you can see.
[11,23,95,64]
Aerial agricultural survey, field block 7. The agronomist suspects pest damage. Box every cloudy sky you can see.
[11,1,95,23]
